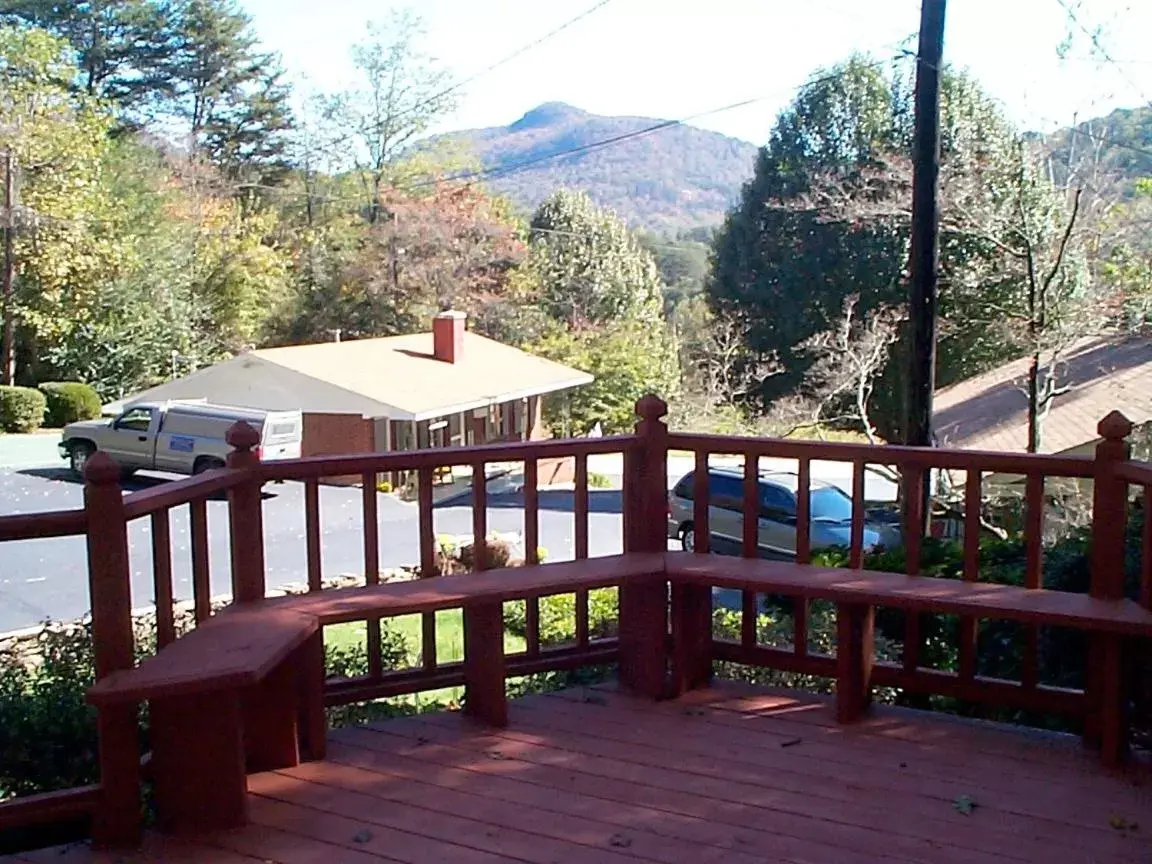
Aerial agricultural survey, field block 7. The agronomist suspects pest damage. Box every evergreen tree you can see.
[0,0,176,113]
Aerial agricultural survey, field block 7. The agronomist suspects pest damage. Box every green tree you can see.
[708,56,1068,439]
[533,322,679,435]
[523,190,678,433]
[319,10,454,223]
[528,189,665,329]
[0,0,176,112]
[162,0,293,182]
[0,26,139,385]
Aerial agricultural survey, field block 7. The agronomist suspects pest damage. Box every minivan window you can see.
[710,473,743,512]
[673,472,695,501]
[811,486,853,522]
[760,484,796,522]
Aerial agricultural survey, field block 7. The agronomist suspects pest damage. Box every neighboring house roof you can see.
[119,331,593,421]
[933,336,1152,455]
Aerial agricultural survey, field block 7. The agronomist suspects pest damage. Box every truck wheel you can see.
[194,457,225,475]
[69,442,95,478]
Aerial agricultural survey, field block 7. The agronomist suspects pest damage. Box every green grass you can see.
[323,608,527,708]
[324,608,525,663]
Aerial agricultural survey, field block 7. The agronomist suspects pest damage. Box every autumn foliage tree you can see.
[522,190,679,433]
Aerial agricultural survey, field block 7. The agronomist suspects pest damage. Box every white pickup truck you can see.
[60,401,303,478]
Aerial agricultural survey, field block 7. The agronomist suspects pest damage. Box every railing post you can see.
[619,395,670,698]
[84,454,141,849]
[226,421,266,604]
[1087,411,1133,766]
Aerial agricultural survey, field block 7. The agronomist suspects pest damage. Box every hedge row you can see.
[0,382,101,433]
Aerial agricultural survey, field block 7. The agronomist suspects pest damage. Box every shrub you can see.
[588,471,613,489]
[457,538,513,572]
[0,386,46,433]
[504,588,619,647]
[38,382,102,427]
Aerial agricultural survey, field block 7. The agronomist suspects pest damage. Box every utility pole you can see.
[906,0,946,450]
[2,148,15,386]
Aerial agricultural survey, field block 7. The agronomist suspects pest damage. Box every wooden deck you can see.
[8,683,1152,863]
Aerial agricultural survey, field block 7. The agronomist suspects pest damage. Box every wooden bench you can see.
[87,606,321,835]
[663,551,1152,764]
[85,553,664,834]
[90,548,1151,835]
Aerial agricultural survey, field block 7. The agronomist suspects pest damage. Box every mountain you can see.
[1041,105,1152,196]
[438,102,759,233]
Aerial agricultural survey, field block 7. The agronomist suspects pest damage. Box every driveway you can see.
[0,468,628,632]
[0,444,898,632]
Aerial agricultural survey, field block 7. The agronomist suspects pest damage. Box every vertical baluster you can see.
[959,470,981,680]
[1022,473,1045,690]
[1143,483,1152,610]
[472,460,487,569]
[417,467,436,670]
[742,454,759,648]
[574,453,589,644]
[693,451,710,553]
[524,460,540,656]
[794,459,811,657]
[362,472,382,680]
[304,478,321,592]
[741,591,757,648]
[849,459,866,570]
[574,453,589,560]
[742,455,758,558]
[190,498,210,623]
[900,463,922,674]
[151,510,175,648]
[795,459,811,565]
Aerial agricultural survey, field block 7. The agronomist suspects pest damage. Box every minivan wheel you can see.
[680,524,696,552]
[69,442,95,478]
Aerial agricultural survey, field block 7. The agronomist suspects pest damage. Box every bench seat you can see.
[267,552,665,625]
[88,606,317,706]
[665,552,1152,635]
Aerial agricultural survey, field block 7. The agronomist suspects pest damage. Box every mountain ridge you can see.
[435,102,759,233]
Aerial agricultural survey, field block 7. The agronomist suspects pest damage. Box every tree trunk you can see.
[1027,350,1040,453]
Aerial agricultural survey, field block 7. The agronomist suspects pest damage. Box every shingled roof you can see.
[933,336,1152,455]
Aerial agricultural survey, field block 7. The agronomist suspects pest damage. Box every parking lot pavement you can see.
[0,433,65,471]
[0,469,624,632]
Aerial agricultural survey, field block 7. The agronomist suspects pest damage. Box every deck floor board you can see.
[7,683,1151,863]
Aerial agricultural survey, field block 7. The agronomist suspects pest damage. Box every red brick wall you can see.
[302,413,373,484]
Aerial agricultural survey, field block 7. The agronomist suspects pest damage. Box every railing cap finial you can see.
[226,420,261,452]
[635,394,668,423]
[83,451,123,486]
[1098,411,1134,442]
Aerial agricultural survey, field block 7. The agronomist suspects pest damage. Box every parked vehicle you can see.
[667,467,900,558]
[60,402,302,478]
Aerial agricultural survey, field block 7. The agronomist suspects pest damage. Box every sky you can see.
[238,0,1152,145]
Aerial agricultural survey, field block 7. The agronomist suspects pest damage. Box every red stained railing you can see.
[0,400,1146,842]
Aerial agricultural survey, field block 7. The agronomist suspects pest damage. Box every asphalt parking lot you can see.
[0,466,627,632]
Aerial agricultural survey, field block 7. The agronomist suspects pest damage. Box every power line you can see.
[317,0,617,158]
[396,57,905,194]
[1054,0,1149,106]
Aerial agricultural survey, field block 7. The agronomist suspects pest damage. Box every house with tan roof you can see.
[933,335,1152,458]
[117,311,593,462]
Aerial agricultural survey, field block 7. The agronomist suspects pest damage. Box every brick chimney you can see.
[432,310,466,363]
